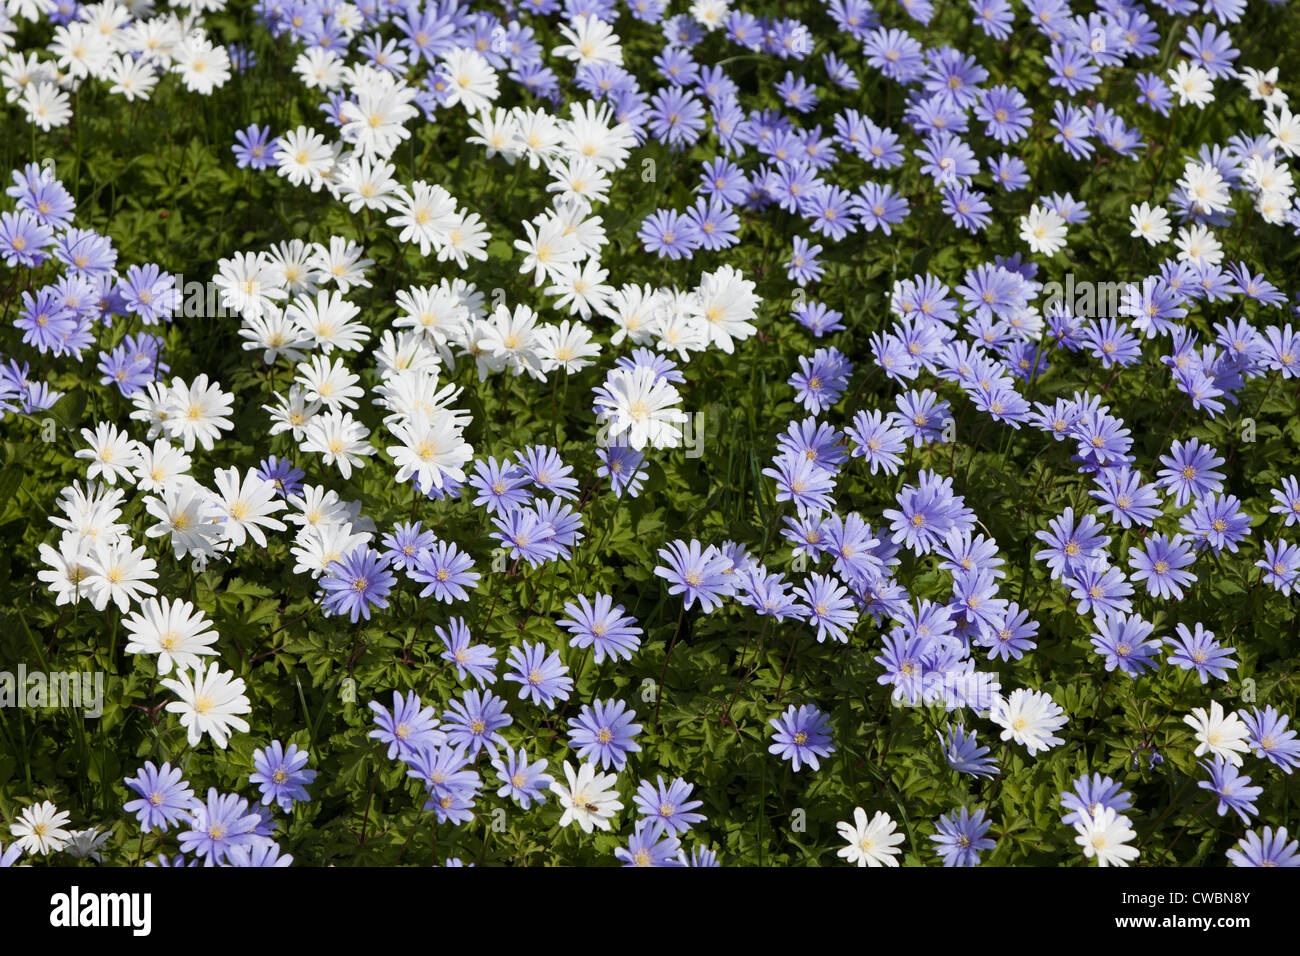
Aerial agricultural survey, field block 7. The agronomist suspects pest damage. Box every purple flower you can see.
[639,208,700,259]
[634,775,706,835]
[178,789,266,865]
[1128,532,1198,600]
[931,806,995,866]
[1242,706,1300,771]
[654,539,736,612]
[1199,757,1261,823]
[1091,611,1161,677]
[319,547,396,622]
[368,690,445,759]
[410,540,480,603]
[437,617,498,686]
[502,642,573,708]
[468,456,533,515]
[124,762,196,833]
[768,704,834,771]
[568,698,642,770]
[558,593,643,662]
[1060,773,1133,826]
[793,573,857,643]
[442,689,512,757]
[596,443,647,498]
[250,741,316,812]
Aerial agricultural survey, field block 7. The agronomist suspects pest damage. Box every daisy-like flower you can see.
[163,374,234,452]
[836,807,905,867]
[552,761,623,833]
[302,409,376,479]
[593,365,688,450]
[9,800,71,856]
[178,789,265,864]
[1019,203,1067,256]
[568,698,642,771]
[122,596,218,675]
[161,661,252,749]
[634,776,706,836]
[490,747,553,809]
[990,688,1068,755]
[65,828,110,862]
[124,761,196,833]
[75,421,140,485]
[1184,701,1250,766]
[554,15,623,67]
[211,466,287,549]
[558,593,643,663]
[768,704,835,771]
[1128,202,1171,245]
[615,820,685,867]
[1073,807,1139,867]
[249,741,316,812]
[1167,60,1214,108]
[1227,827,1300,867]
[83,537,157,612]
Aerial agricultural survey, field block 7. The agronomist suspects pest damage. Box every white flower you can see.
[75,421,141,485]
[37,535,93,607]
[263,385,321,441]
[690,0,730,30]
[691,265,760,352]
[286,289,369,354]
[1128,202,1171,245]
[387,180,458,256]
[19,81,71,130]
[161,661,252,749]
[551,761,622,833]
[477,303,546,380]
[83,537,158,612]
[274,125,336,191]
[1173,223,1223,266]
[105,52,157,101]
[544,258,613,320]
[302,409,376,479]
[133,439,192,493]
[1167,61,1214,108]
[295,354,363,410]
[593,365,688,450]
[143,481,221,558]
[171,33,230,96]
[1265,104,1300,159]
[309,235,373,293]
[1239,66,1287,110]
[513,216,582,286]
[386,410,474,494]
[213,251,287,320]
[162,373,234,452]
[835,807,905,867]
[467,107,522,163]
[211,466,287,549]
[1074,807,1139,867]
[537,319,602,374]
[65,828,110,861]
[554,15,622,67]
[990,687,1068,755]
[439,47,498,114]
[1019,203,1068,256]
[123,596,219,675]
[559,99,635,172]
[1177,160,1231,216]
[1184,701,1250,766]
[10,801,71,856]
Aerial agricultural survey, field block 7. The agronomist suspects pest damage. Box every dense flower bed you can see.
[1,0,1299,867]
